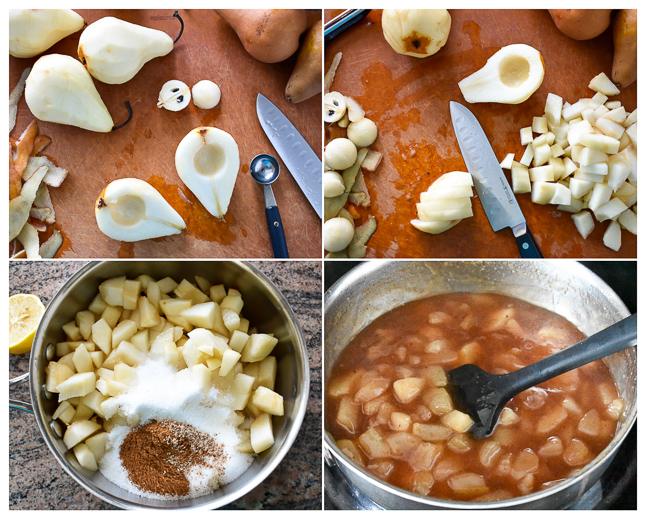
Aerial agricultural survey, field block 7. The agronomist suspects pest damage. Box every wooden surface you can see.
[10,9,322,259]
[324,9,637,258]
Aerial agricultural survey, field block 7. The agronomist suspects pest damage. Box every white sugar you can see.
[98,358,253,499]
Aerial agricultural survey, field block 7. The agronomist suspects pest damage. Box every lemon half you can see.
[9,294,45,354]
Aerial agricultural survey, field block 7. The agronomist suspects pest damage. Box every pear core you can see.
[194,144,226,176]
[108,194,146,226]
[499,56,531,88]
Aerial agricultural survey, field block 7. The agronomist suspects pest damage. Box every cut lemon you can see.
[9,294,45,354]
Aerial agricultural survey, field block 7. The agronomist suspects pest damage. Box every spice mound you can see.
[120,419,227,497]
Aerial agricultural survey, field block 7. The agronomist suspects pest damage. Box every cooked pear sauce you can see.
[326,293,624,502]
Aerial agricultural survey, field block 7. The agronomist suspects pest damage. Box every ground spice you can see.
[119,419,228,497]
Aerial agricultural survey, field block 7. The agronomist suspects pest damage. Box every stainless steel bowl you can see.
[25,260,309,510]
[324,260,636,509]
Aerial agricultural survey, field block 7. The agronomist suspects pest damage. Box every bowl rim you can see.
[29,260,310,510]
[323,259,636,509]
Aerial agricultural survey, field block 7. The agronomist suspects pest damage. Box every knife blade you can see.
[450,101,543,258]
[256,94,322,218]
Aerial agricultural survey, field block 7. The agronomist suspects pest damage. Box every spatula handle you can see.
[502,313,636,398]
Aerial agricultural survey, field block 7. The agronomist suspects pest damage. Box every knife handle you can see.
[265,206,289,258]
[515,225,544,258]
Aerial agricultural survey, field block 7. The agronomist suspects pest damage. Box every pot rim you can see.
[323,259,636,509]
[29,260,310,510]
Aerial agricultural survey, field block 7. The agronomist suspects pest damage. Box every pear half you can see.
[25,54,114,132]
[79,17,174,85]
[458,44,545,104]
[95,178,186,242]
[10,9,85,58]
[175,127,240,220]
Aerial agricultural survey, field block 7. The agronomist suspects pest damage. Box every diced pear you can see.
[85,432,109,462]
[240,333,279,363]
[72,343,94,373]
[63,419,102,449]
[252,386,284,416]
[588,72,620,96]
[99,276,126,307]
[113,363,136,385]
[571,211,595,239]
[180,339,209,368]
[500,153,514,169]
[603,220,622,251]
[529,165,554,182]
[209,284,227,304]
[441,410,474,432]
[106,379,128,397]
[174,279,211,305]
[62,321,82,341]
[545,92,563,125]
[74,310,95,341]
[136,295,160,328]
[228,330,249,353]
[219,348,242,377]
[53,401,76,425]
[73,442,98,471]
[230,373,255,410]
[393,377,425,403]
[188,328,228,357]
[80,389,108,418]
[578,133,620,154]
[159,298,192,316]
[594,198,628,222]
[181,301,218,329]
[205,357,222,371]
[56,372,96,401]
[250,413,274,453]
[221,294,244,315]
[101,305,122,329]
[511,162,531,194]
[111,320,137,348]
[157,277,178,294]
[222,308,241,332]
[618,208,637,235]
[531,182,557,204]
[588,183,613,212]
[258,356,277,391]
[160,340,180,367]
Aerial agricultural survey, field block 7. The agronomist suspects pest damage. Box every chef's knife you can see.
[450,101,543,258]
[256,94,322,219]
[324,9,371,41]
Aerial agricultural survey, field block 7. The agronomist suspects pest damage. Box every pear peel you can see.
[79,17,175,85]
[458,44,545,105]
[9,9,85,58]
[95,178,186,242]
[175,127,240,221]
[25,54,114,132]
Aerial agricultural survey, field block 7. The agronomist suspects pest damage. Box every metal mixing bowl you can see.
[23,260,309,509]
[324,260,636,509]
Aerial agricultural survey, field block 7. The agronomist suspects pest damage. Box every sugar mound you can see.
[98,358,253,500]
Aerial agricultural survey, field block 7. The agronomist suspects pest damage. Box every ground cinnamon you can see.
[119,419,228,497]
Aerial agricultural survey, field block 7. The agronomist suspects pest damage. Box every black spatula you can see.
[447,313,637,439]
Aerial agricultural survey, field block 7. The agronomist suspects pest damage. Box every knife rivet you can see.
[274,222,280,227]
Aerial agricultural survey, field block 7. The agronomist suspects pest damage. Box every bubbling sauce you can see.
[326,293,624,502]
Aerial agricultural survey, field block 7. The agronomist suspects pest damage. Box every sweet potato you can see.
[285,20,322,103]
[548,9,612,40]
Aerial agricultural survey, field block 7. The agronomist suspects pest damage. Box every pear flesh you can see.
[25,54,114,132]
[175,127,240,220]
[458,44,545,105]
[79,17,174,84]
[10,9,85,58]
[95,178,186,242]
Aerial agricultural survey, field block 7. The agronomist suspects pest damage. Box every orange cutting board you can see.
[324,9,636,258]
[10,9,322,259]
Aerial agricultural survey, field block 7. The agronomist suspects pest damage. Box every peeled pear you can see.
[175,127,240,220]
[95,178,186,242]
[458,44,545,105]
[25,54,114,132]
[382,9,451,58]
[78,17,174,84]
[9,9,85,58]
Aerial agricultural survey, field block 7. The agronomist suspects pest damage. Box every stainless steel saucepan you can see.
[324,260,636,510]
[10,261,310,510]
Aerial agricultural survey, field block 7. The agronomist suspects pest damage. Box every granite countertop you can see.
[9,260,322,510]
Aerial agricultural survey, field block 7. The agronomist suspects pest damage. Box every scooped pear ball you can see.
[324,92,347,122]
[323,171,345,198]
[324,217,355,252]
[95,178,186,242]
[192,80,221,109]
[158,80,191,111]
[325,138,357,171]
[175,127,240,220]
[347,118,378,147]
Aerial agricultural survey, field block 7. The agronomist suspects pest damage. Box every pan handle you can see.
[9,372,33,413]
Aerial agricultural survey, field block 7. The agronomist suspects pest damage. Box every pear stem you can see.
[112,102,133,131]
[173,11,184,44]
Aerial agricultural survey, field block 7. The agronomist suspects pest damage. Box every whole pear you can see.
[25,54,114,132]
[78,17,174,84]
[612,9,637,88]
[9,9,85,58]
